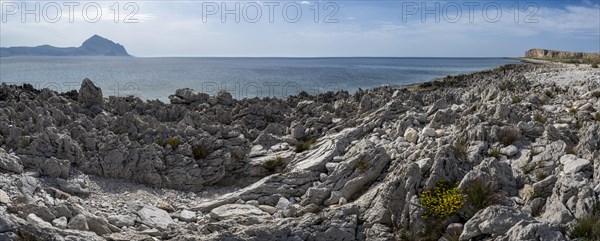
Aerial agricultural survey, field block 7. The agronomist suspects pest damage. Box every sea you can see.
[0,57,518,102]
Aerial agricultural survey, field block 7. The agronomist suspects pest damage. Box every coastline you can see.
[1,62,599,240]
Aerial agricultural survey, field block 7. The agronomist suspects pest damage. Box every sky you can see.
[0,0,599,57]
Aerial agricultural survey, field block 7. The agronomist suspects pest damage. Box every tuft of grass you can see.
[453,138,468,160]
[569,108,579,114]
[489,148,501,158]
[264,156,286,172]
[592,63,599,68]
[355,159,371,173]
[462,178,502,217]
[167,137,181,150]
[545,90,555,99]
[535,171,549,182]
[539,99,546,106]
[499,83,508,91]
[533,113,547,124]
[295,142,311,153]
[528,147,539,163]
[554,86,563,93]
[399,219,449,241]
[443,228,461,241]
[511,96,522,104]
[498,127,520,146]
[566,144,577,155]
[155,137,164,146]
[521,162,535,174]
[570,215,600,241]
[310,136,318,144]
[20,137,31,148]
[193,144,209,159]
[419,180,464,220]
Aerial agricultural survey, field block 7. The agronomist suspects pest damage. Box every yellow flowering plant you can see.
[419,180,464,219]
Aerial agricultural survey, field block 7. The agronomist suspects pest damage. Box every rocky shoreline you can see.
[0,62,599,240]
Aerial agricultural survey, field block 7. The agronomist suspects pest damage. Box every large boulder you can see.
[209,204,271,225]
[495,220,566,241]
[136,205,174,229]
[39,157,70,178]
[67,214,89,231]
[559,154,591,174]
[460,205,534,241]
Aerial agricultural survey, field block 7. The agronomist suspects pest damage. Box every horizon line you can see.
[1,56,520,58]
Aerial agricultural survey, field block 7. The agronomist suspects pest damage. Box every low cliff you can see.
[525,48,600,60]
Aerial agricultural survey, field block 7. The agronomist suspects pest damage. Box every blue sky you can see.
[0,0,598,57]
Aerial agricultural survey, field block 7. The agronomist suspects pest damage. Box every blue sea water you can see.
[0,57,518,102]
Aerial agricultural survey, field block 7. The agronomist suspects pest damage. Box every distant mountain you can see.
[0,35,131,57]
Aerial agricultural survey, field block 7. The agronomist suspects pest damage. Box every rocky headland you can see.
[0,35,130,57]
[525,49,600,63]
[0,62,599,241]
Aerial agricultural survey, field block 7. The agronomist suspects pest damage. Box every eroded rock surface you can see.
[0,63,599,240]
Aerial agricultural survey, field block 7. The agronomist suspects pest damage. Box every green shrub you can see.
[592,63,599,68]
[355,159,371,173]
[193,144,209,159]
[533,113,547,124]
[419,180,464,220]
[166,137,181,150]
[462,178,502,216]
[264,156,286,172]
[310,136,318,144]
[295,142,311,153]
[498,127,519,146]
[489,148,501,158]
[570,215,600,241]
